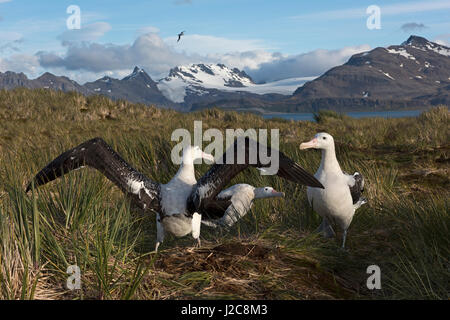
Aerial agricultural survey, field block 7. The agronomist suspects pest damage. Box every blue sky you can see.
[0,0,449,83]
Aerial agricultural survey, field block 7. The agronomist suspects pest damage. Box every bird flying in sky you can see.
[177,31,185,42]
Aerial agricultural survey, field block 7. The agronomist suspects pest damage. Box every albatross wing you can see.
[26,137,161,211]
[188,137,323,215]
[345,172,365,205]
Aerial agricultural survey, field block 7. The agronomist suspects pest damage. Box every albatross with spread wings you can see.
[27,137,323,251]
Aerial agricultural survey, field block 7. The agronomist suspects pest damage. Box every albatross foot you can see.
[315,219,336,238]
[339,229,349,251]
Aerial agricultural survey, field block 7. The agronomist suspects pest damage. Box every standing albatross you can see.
[27,137,323,251]
[300,132,366,249]
[201,184,285,228]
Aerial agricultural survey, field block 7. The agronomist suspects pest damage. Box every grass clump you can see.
[313,110,349,123]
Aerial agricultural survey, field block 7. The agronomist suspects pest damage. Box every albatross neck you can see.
[174,153,196,182]
[319,144,342,173]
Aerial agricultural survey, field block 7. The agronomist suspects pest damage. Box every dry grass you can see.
[139,241,355,300]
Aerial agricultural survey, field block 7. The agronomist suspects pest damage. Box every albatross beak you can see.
[300,138,318,150]
[202,152,215,163]
[272,190,285,198]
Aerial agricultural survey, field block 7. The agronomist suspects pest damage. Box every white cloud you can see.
[37,32,274,79]
[0,54,41,76]
[211,50,283,71]
[37,33,195,78]
[0,31,23,54]
[35,31,370,84]
[434,33,450,46]
[434,39,448,46]
[58,22,112,43]
[247,45,371,83]
[138,26,160,34]
[0,39,22,53]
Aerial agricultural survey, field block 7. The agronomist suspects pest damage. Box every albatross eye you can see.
[323,137,326,140]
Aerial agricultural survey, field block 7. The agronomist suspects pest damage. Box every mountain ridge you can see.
[288,35,450,111]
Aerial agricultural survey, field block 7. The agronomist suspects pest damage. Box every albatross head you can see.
[254,187,285,199]
[300,132,334,150]
[182,145,215,165]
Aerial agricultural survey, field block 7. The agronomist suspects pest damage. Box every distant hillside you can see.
[286,36,450,112]
[0,71,90,95]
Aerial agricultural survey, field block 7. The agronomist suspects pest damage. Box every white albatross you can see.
[300,132,366,249]
[27,137,323,251]
[26,138,213,251]
[201,184,285,228]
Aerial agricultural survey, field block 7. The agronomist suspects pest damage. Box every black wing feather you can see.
[26,137,161,211]
[188,137,323,215]
[347,172,364,204]
[202,197,233,220]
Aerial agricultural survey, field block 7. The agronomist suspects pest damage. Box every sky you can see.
[0,0,449,84]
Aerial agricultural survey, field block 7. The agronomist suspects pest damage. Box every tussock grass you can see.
[0,88,448,299]
[313,110,349,123]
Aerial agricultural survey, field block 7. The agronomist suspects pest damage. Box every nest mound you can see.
[142,241,355,300]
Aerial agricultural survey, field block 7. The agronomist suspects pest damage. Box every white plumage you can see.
[300,132,366,249]
[155,145,214,251]
[201,184,285,228]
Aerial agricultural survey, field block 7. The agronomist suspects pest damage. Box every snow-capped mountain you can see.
[289,35,450,111]
[401,35,450,56]
[164,63,254,88]
[84,67,175,107]
[157,63,313,103]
